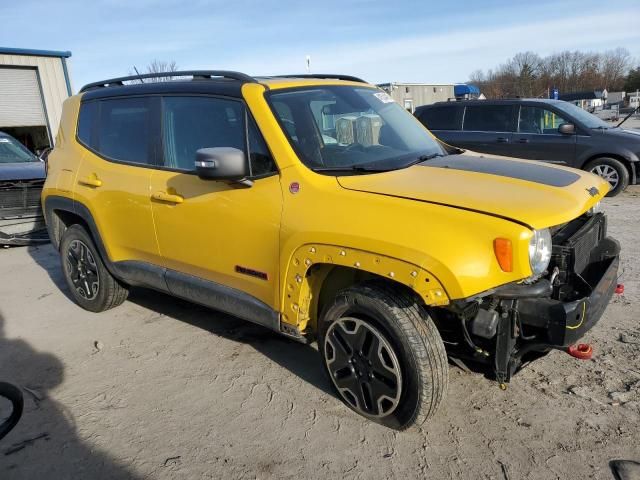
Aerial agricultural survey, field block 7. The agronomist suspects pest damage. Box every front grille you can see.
[551,213,605,276]
[0,179,44,213]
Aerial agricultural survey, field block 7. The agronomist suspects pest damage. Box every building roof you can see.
[0,47,72,58]
[377,82,454,87]
[454,84,480,96]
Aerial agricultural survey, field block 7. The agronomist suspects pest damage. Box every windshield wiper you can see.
[312,165,393,173]
[399,153,446,169]
[313,152,448,174]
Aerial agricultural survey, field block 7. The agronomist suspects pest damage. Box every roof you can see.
[417,98,564,109]
[79,71,372,99]
[0,47,72,58]
[558,91,603,101]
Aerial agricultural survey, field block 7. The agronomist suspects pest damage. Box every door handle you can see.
[517,138,530,144]
[151,191,184,204]
[78,175,102,188]
[496,137,510,143]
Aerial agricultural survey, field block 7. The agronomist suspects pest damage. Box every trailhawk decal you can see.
[422,155,581,188]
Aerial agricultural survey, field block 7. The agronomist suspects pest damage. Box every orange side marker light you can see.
[494,238,513,272]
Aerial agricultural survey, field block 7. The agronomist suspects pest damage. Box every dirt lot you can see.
[1,187,639,480]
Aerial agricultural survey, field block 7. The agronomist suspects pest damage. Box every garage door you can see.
[0,68,47,127]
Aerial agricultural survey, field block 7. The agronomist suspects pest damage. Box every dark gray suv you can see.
[415,99,640,196]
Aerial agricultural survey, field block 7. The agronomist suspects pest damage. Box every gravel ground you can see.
[0,187,639,480]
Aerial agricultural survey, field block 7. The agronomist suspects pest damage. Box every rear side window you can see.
[463,105,513,132]
[417,105,462,130]
[77,101,97,147]
[97,98,152,164]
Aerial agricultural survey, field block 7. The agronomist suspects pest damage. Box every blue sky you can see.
[2,0,639,92]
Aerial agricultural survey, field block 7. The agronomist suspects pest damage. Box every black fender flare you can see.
[43,196,116,276]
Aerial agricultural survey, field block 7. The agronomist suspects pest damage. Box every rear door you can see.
[459,104,515,156]
[415,104,463,146]
[73,97,160,264]
[512,105,576,163]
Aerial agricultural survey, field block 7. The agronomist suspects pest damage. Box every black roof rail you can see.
[79,70,257,93]
[272,74,367,83]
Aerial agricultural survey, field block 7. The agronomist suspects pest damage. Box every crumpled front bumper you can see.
[515,252,619,347]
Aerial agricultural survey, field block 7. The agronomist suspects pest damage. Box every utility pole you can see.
[306,55,311,74]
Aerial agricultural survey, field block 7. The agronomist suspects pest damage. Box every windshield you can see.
[268,86,447,172]
[0,135,38,164]
[553,101,610,129]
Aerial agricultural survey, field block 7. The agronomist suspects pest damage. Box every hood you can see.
[0,162,46,181]
[337,154,609,230]
[593,127,640,141]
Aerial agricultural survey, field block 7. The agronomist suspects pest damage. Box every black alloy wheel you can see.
[324,317,402,418]
[66,239,100,300]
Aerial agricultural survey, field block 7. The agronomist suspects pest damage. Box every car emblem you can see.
[289,182,300,194]
[586,187,599,197]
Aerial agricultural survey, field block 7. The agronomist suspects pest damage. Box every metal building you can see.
[0,47,72,152]
[377,83,455,112]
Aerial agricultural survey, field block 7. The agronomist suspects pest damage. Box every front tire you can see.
[319,281,448,430]
[60,224,128,312]
[584,157,629,197]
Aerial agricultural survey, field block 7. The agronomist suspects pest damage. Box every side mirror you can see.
[195,147,247,181]
[558,123,576,135]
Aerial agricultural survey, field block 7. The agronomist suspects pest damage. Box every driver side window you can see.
[161,96,276,177]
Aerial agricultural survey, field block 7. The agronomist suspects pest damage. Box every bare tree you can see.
[129,60,179,83]
[469,48,632,99]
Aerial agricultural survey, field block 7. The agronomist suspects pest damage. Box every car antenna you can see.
[133,66,145,83]
[615,106,639,128]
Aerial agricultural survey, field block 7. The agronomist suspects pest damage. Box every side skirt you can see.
[44,195,287,338]
[113,260,281,334]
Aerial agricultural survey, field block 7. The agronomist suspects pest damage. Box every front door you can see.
[149,95,281,307]
[512,105,576,163]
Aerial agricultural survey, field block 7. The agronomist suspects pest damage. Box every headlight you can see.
[586,201,602,216]
[529,228,552,276]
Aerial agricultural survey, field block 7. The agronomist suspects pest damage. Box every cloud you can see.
[226,12,640,83]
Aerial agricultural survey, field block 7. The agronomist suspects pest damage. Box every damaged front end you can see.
[434,212,620,385]
[0,178,49,246]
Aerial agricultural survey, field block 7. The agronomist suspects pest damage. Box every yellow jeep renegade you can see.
[42,71,620,429]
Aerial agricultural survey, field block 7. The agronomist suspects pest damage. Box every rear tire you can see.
[59,224,128,312]
[319,280,448,430]
[584,157,629,197]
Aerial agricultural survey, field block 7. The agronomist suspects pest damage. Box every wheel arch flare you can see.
[281,243,449,334]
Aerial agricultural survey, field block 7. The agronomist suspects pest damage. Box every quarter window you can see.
[518,106,569,134]
[463,105,513,132]
[417,105,462,130]
[77,101,97,147]
[247,117,276,176]
[97,98,152,164]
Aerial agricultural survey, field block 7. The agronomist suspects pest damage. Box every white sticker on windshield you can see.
[373,92,395,104]
[0,138,9,143]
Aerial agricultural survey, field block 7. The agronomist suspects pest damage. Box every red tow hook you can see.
[615,284,624,295]
[567,343,593,360]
